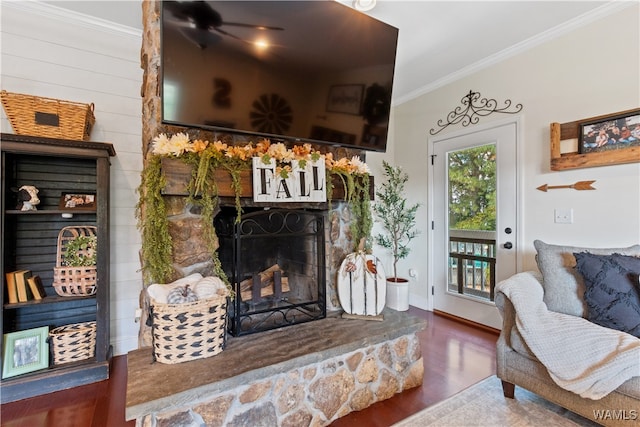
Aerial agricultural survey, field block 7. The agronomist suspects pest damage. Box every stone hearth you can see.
[126,309,426,426]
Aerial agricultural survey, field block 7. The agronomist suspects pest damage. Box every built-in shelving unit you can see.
[1,133,115,403]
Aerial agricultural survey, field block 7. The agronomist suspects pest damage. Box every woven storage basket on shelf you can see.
[150,292,229,364]
[53,226,97,297]
[49,321,96,365]
[0,90,95,141]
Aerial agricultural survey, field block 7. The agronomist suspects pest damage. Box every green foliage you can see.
[373,161,420,279]
[63,235,97,267]
[329,171,373,252]
[448,145,496,231]
[348,173,372,252]
[135,153,237,296]
[136,155,173,283]
[186,169,234,298]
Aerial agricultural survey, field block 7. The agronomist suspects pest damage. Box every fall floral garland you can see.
[137,133,373,285]
[150,132,370,177]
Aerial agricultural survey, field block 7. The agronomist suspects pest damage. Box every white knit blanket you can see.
[497,272,640,400]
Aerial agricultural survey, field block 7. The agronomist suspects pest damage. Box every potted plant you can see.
[373,161,420,311]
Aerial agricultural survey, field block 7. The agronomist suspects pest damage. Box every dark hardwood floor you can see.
[1,308,498,427]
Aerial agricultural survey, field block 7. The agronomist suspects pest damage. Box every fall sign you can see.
[252,157,326,202]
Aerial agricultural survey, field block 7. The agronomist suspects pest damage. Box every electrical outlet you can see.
[409,268,418,279]
[554,208,573,224]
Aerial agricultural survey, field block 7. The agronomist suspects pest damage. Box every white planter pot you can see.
[386,278,409,311]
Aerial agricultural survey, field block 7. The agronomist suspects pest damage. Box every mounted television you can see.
[161,1,398,152]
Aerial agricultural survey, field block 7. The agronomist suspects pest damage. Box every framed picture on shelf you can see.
[579,109,640,154]
[59,192,96,211]
[2,326,49,379]
[326,84,364,115]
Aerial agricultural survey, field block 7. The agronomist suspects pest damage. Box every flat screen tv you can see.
[161,1,398,152]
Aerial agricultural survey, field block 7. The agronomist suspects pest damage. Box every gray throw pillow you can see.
[533,240,640,317]
[574,252,640,337]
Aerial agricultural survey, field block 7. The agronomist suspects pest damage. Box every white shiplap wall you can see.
[1,2,143,355]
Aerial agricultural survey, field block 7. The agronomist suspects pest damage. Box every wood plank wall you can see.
[1,2,144,355]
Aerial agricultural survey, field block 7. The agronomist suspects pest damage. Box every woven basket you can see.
[53,226,97,297]
[150,293,229,364]
[49,321,97,365]
[1,90,95,141]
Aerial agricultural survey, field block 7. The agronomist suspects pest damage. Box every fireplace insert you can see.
[214,207,326,336]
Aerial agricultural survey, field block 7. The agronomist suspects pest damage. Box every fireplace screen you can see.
[215,208,326,336]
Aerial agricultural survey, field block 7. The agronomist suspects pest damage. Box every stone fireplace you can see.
[138,186,354,346]
[129,2,426,425]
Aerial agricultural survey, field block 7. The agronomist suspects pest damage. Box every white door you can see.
[428,119,520,329]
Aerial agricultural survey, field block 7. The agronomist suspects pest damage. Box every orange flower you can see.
[212,141,228,152]
[190,139,209,153]
[292,143,312,159]
[255,140,271,155]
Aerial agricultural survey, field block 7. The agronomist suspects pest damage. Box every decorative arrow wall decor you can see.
[536,180,596,192]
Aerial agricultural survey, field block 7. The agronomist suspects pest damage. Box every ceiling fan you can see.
[164,1,284,49]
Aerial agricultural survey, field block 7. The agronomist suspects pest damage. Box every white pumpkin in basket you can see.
[193,276,227,299]
[166,284,199,304]
[147,273,203,303]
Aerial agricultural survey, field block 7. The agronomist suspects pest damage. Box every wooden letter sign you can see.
[252,157,326,202]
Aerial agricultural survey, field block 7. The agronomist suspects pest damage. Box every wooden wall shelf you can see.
[550,108,640,171]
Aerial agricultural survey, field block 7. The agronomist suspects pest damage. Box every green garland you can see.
[349,173,372,252]
[137,150,373,289]
[136,155,173,284]
[186,161,234,297]
[328,171,373,253]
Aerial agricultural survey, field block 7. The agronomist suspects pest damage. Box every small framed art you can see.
[2,326,49,379]
[59,192,96,211]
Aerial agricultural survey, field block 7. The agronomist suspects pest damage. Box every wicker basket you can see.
[1,90,95,141]
[53,226,97,297]
[49,321,97,365]
[150,293,229,364]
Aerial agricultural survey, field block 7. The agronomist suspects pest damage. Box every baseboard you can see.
[433,309,501,335]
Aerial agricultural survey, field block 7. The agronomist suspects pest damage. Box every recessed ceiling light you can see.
[352,0,376,12]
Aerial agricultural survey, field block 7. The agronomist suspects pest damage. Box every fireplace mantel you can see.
[160,158,374,203]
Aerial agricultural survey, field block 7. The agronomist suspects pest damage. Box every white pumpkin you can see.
[147,273,203,303]
[193,276,227,299]
[166,284,199,304]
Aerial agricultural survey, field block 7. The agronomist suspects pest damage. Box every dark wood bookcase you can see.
[1,133,115,403]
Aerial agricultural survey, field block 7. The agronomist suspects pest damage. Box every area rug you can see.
[393,376,601,426]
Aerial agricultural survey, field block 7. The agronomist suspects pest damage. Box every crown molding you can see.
[393,1,636,106]
[2,0,142,38]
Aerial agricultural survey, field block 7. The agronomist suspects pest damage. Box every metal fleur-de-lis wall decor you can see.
[429,90,523,135]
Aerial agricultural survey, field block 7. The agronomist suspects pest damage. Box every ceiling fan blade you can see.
[212,27,245,43]
[222,21,284,31]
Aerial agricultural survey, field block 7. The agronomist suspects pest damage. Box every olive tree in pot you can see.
[373,161,420,311]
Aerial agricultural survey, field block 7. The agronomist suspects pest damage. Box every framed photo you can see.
[2,326,49,379]
[579,109,640,154]
[326,84,364,115]
[59,192,96,211]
